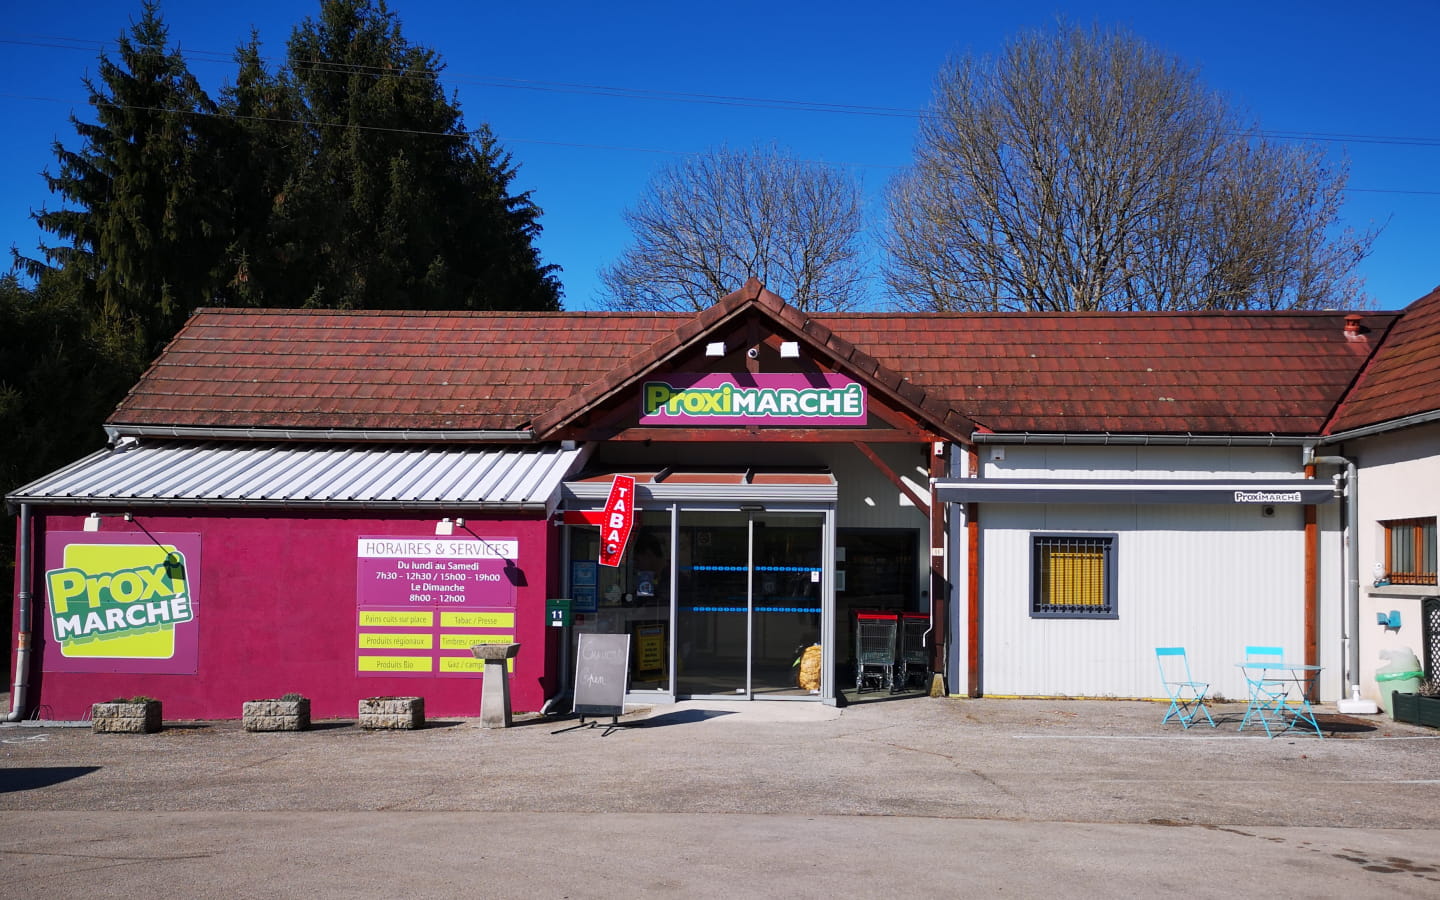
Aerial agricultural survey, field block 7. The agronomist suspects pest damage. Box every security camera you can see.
[746,347,759,359]
[1262,505,1275,517]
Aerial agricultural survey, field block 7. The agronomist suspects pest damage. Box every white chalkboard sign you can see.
[572,632,630,717]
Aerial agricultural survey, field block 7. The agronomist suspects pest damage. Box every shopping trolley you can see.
[854,611,899,692]
[897,613,930,691]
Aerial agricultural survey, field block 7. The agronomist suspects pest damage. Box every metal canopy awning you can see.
[933,477,1338,506]
[7,440,590,512]
[564,467,837,506]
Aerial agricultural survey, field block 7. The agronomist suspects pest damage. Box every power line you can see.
[2,91,1437,194]
[5,33,1440,147]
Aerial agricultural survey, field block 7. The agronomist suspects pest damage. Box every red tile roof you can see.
[1327,284,1440,433]
[110,297,1403,439]
[113,310,684,432]
[837,309,1395,435]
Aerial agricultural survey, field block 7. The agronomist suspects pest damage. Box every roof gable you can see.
[529,278,972,440]
[1327,284,1440,433]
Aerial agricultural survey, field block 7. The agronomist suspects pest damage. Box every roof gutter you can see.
[967,432,1314,447]
[4,496,551,513]
[1318,408,1440,444]
[104,425,536,444]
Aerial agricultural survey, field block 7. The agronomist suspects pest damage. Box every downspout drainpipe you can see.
[6,504,33,722]
[919,442,943,664]
[1307,450,1359,696]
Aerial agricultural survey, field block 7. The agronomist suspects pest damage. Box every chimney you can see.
[1344,314,1363,340]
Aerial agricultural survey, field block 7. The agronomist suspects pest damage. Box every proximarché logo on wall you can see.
[46,541,195,661]
[639,373,867,426]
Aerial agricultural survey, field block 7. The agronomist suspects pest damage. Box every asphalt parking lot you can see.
[2,695,1438,898]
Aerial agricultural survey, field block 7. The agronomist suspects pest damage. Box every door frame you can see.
[672,507,832,700]
[562,499,836,703]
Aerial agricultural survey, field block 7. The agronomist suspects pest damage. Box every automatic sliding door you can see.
[675,510,824,698]
[750,513,823,695]
[676,512,749,695]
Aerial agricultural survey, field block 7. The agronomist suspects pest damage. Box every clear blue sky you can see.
[2,0,1436,311]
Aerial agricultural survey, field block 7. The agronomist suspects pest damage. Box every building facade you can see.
[8,280,1438,721]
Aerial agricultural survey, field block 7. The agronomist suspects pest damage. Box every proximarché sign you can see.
[640,373,866,426]
[43,533,202,674]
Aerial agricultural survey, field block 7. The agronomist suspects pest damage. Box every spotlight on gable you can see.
[779,341,800,359]
[705,342,726,357]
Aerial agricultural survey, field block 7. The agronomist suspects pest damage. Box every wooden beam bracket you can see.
[850,441,930,515]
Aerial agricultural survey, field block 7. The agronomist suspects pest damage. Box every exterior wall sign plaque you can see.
[42,532,202,674]
[640,373,866,426]
[1233,490,1304,504]
[355,537,519,677]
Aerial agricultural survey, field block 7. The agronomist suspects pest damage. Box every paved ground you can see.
[2,695,1438,898]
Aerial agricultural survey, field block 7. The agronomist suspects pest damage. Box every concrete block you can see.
[91,700,162,733]
[359,696,424,730]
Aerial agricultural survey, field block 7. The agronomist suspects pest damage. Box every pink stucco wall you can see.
[14,508,560,721]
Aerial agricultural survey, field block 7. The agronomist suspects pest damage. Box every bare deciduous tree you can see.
[883,23,1376,312]
[601,145,867,312]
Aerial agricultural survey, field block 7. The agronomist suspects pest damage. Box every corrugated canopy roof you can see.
[7,440,586,512]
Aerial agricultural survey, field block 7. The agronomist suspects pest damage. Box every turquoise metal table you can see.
[1237,662,1324,738]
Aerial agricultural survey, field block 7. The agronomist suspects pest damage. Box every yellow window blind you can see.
[1042,547,1106,607]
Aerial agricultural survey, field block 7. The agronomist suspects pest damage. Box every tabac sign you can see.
[640,373,867,427]
[42,532,201,674]
[598,475,637,567]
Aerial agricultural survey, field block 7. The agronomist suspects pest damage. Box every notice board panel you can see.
[573,632,630,716]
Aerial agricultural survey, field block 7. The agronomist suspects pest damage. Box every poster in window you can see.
[571,561,598,612]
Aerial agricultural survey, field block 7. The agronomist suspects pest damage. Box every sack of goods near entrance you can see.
[797,644,822,691]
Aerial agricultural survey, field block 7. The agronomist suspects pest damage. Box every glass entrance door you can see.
[676,510,825,697]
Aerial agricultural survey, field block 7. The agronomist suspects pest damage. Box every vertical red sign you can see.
[598,475,637,567]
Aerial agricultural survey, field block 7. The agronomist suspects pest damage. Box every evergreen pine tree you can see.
[230,0,561,310]
[22,0,226,364]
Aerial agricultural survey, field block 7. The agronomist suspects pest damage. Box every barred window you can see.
[1384,518,1437,586]
[1031,534,1116,618]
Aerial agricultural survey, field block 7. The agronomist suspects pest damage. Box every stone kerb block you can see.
[359,696,424,730]
[91,700,162,734]
[243,698,312,732]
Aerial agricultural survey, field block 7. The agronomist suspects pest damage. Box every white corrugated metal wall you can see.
[974,445,1333,700]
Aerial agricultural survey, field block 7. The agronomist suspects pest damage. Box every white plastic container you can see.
[1375,648,1424,717]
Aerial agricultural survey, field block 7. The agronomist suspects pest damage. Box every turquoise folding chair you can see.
[1239,645,1290,737]
[1156,647,1216,728]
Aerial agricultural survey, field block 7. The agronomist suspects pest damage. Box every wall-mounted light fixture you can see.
[705,342,726,357]
[435,517,454,536]
[779,341,800,359]
[84,512,102,532]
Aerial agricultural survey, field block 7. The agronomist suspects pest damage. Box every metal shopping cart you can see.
[854,611,899,693]
[897,613,930,691]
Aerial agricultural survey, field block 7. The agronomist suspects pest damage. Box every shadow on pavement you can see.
[308,721,355,731]
[1316,714,1379,736]
[543,708,738,736]
[634,709,737,727]
[0,766,100,792]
